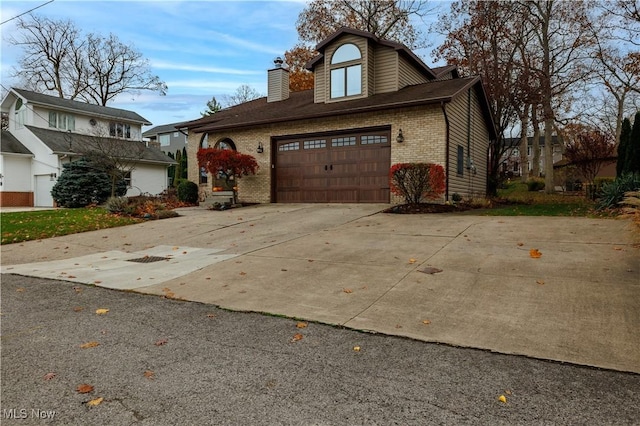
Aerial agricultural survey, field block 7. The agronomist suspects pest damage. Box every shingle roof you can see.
[142,122,187,137]
[25,126,175,165]
[1,130,33,155]
[12,88,151,125]
[179,76,496,139]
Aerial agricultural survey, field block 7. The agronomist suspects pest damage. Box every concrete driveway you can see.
[2,204,639,373]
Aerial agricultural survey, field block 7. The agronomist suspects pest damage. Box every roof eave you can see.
[193,96,454,134]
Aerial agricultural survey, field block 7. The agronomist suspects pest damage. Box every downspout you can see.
[440,101,450,201]
[467,88,473,196]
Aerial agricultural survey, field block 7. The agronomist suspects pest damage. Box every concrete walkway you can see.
[2,204,639,373]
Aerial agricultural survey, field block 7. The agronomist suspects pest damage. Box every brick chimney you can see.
[267,57,289,103]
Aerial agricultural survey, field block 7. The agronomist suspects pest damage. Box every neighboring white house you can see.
[0,88,175,207]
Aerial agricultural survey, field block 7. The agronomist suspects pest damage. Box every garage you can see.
[274,128,391,203]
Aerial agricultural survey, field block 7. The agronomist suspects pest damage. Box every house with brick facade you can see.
[0,88,175,207]
[180,28,496,204]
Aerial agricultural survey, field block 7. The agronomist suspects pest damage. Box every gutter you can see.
[440,101,450,201]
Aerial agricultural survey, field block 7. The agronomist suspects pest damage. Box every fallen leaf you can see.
[290,333,303,343]
[76,384,94,394]
[87,397,103,406]
[408,258,417,264]
[529,249,542,258]
[67,275,77,279]
[418,267,443,274]
[296,322,308,329]
[43,372,56,381]
[73,307,84,312]
[353,346,361,352]
[517,242,524,247]
[155,339,168,346]
[143,370,155,380]
[505,390,512,395]
[239,272,247,276]
[73,286,82,293]
[95,308,109,315]
[207,313,216,318]
[342,288,353,294]
[94,280,102,284]
[422,320,431,325]
[395,324,402,329]
[80,341,100,349]
[16,287,25,292]
[536,279,545,285]
[613,247,623,251]
[498,395,507,403]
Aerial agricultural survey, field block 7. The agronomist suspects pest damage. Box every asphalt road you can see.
[2,273,639,426]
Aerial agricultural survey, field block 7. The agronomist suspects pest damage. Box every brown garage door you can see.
[275,129,391,203]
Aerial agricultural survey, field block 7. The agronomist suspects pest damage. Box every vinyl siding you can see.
[314,62,326,103]
[398,55,429,88]
[446,87,490,199]
[373,45,398,94]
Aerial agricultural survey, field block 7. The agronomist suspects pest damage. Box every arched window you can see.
[330,43,362,99]
[200,133,209,149]
[215,138,236,151]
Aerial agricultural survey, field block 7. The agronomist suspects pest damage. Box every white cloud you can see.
[152,60,262,75]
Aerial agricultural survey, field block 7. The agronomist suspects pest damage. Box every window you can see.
[15,100,26,129]
[123,171,132,188]
[173,132,179,137]
[159,134,171,146]
[109,122,131,139]
[200,134,209,148]
[331,136,356,147]
[48,112,75,131]
[330,43,362,99]
[303,139,326,149]
[361,135,388,145]
[457,145,464,175]
[215,139,236,150]
[278,142,299,151]
[199,166,208,184]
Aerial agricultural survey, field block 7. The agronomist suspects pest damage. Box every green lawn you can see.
[1,208,141,245]
[480,182,598,217]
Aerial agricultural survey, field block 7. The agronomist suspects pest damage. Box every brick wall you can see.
[0,192,34,207]
[188,105,451,204]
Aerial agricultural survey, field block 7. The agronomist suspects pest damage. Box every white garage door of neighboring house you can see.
[35,175,55,207]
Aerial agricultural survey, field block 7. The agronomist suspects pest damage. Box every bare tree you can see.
[9,14,167,106]
[562,124,616,185]
[81,124,148,196]
[433,0,525,194]
[520,0,596,193]
[296,0,432,49]
[9,15,85,99]
[80,33,167,106]
[222,85,263,107]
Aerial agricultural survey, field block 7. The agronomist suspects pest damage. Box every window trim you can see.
[457,145,464,176]
[329,43,363,99]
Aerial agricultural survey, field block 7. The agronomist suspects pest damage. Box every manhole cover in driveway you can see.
[127,256,169,263]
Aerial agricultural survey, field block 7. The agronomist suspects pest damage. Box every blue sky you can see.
[1,0,447,130]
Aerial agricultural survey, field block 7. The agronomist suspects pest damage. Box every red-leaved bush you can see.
[197,148,259,202]
[389,163,446,204]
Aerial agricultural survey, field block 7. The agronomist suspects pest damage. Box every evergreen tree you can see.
[174,149,183,185]
[181,147,188,179]
[166,151,176,186]
[52,158,126,207]
[617,118,631,177]
[626,112,640,175]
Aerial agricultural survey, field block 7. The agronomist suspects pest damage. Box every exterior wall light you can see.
[396,129,404,143]
[257,142,264,153]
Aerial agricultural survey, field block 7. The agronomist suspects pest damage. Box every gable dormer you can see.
[307,28,437,104]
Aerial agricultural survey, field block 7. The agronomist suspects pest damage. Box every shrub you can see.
[452,193,462,203]
[597,173,640,209]
[526,178,545,192]
[52,159,125,208]
[389,163,446,204]
[105,196,129,213]
[177,180,199,204]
